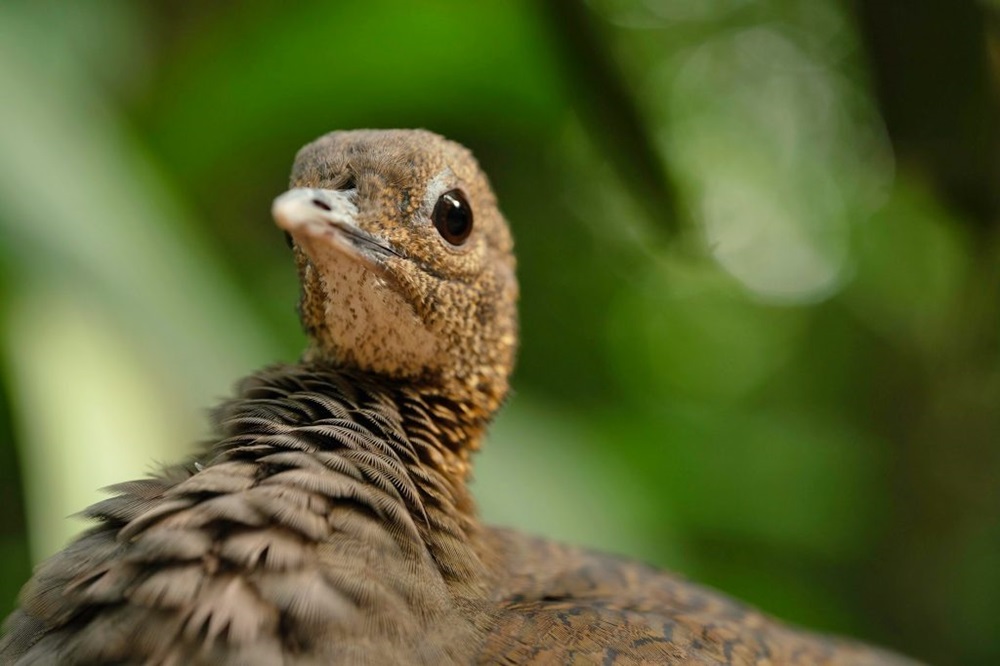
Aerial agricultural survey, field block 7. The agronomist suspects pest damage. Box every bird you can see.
[0,129,920,665]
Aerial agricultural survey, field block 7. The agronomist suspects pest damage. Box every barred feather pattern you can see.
[0,365,491,665]
[1,365,922,665]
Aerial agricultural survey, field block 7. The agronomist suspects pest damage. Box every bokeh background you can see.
[1,1,998,663]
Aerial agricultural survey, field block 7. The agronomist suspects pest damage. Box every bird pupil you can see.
[446,197,467,233]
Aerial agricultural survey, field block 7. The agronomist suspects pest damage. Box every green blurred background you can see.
[1,1,998,663]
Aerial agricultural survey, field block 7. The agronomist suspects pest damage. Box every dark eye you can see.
[432,189,473,246]
[283,231,295,249]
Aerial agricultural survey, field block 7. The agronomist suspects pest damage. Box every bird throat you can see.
[300,254,442,384]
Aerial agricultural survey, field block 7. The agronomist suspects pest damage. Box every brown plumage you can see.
[1,129,920,665]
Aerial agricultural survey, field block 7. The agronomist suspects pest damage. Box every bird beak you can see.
[272,188,398,270]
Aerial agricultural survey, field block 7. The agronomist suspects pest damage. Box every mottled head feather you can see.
[279,129,518,420]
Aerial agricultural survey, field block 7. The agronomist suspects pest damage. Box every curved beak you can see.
[272,188,399,268]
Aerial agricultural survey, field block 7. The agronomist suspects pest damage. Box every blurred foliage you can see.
[1,1,998,664]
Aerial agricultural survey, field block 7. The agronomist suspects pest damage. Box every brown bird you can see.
[1,129,920,665]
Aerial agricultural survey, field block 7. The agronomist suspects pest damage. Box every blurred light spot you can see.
[590,0,750,27]
[654,26,892,303]
[643,0,750,22]
[701,177,846,303]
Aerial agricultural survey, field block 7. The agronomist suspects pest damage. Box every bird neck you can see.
[215,364,492,569]
[302,341,509,434]
[270,361,488,473]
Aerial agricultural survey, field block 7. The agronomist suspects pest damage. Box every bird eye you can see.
[283,231,295,249]
[432,189,473,246]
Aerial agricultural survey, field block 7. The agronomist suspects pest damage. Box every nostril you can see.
[312,198,332,211]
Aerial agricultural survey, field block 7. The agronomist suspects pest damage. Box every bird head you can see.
[273,129,518,417]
